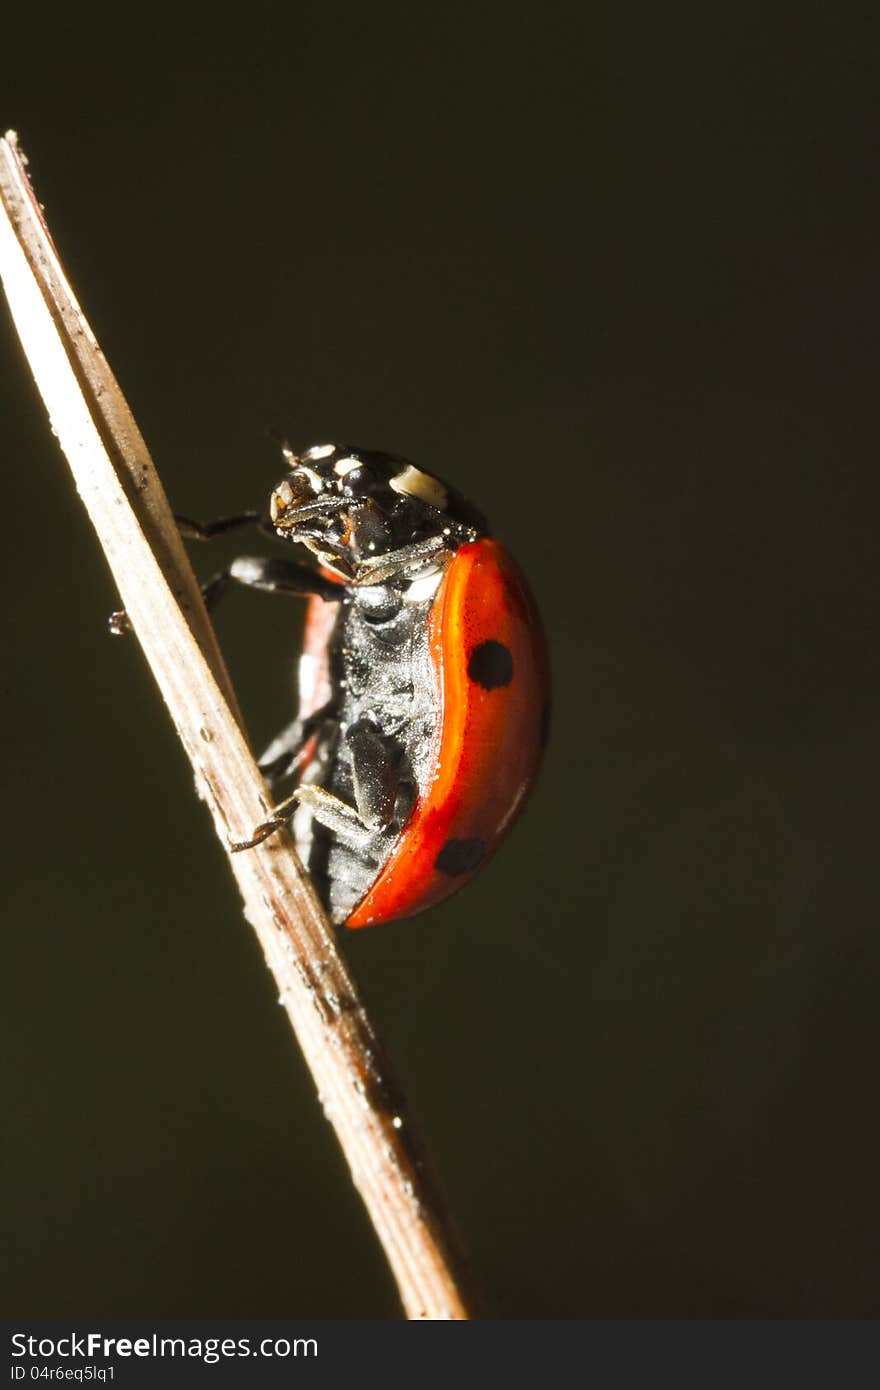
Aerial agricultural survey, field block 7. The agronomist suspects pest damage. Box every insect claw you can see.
[228,818,285,852]
[229,788,304,852]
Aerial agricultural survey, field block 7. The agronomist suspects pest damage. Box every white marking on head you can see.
[305,443,336,461]
[333,455,361,476]
[296,465,324,492]
[270,481,293,522]
[389,464,449,511]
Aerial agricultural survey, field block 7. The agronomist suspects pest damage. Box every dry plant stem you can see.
[0,132,473,1321]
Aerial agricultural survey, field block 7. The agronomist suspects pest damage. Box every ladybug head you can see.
[268,442,486,578]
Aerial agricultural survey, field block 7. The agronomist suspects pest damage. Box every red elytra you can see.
[293,538,548,928]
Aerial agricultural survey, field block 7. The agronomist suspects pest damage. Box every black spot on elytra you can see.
[435,837,486,877]
[468,639,513,690]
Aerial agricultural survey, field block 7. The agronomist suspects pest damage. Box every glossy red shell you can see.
[345,538,549,928]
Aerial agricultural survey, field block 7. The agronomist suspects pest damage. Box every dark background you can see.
[2,3,879,1318]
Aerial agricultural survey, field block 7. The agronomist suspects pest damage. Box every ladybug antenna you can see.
[265,425,298,465]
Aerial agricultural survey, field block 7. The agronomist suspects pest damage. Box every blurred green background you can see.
[2,4,879,1318]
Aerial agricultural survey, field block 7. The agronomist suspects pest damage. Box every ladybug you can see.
[181,443,550,928]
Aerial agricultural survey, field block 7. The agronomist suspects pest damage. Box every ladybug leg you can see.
[352,534,450,586]
[229,784,369,853]
[174,511,275,541]
[256,703,338,787]
[231,723,398,852]
[290,786,370,837]
[109,512,339,632]
[345,719,399,831]
[200,556,342,612]
[228,792,305,851]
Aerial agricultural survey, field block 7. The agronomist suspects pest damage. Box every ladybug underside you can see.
[292,569,444,923]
